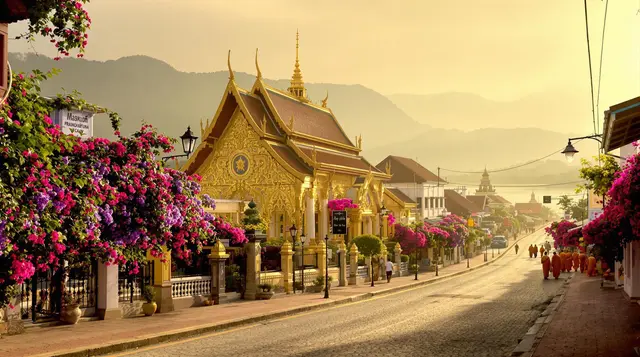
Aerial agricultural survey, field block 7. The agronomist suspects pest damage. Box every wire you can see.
[595,0,609,133]
[441,180,586,188]
[584,0,598,136]
[439,140,584,174]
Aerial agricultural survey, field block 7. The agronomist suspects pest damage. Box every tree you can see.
[557,195,573,213]
[557,195,587,221]
[577,155,621,197]
[351,235,383,257]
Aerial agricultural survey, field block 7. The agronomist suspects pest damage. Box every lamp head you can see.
[180,126,198,156]
[289,224,297,239]
[561,140,579,163]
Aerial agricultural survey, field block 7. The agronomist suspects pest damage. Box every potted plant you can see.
[60,293,82,325]
[142,285,157,316]
[242,200,266,236]
[256,283,274,300]
[308,276,333,293]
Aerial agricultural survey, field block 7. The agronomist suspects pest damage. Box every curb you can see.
[510,272,574,357]
[35,227,546,357]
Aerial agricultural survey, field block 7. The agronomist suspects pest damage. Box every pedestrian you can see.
[564,249,572,272]
[587,254,597,277]
[572,250,580,272]
[552,252,561,279]
[540,245,545,256]
[515,244,519,254]
[579,251,587,273]
[541,252,551,280]
[559,250,566,272]
[385,259,394,283]
[533,245,539,258]
[528,244,534,258]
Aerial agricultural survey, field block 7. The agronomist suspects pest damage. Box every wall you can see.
[390,182,445,220]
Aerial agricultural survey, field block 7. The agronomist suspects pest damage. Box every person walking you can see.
[515,244,519,255]
[541,252,551,280]
[385,259,394,283]
[552,252,561,279]
[528,244,534,258]
[540,245,545,256]
[533,245,539,258]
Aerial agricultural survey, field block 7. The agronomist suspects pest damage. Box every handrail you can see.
[0,61,12,106]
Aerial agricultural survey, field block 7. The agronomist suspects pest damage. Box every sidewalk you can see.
[0,230,538,357]
[532,272,640,357]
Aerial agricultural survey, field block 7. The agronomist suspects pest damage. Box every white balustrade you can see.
[171,276,212,298]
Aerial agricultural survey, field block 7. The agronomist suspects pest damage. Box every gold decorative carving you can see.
[321,91,328,108]
[289,115,295,131]
[255,48,262,79]
[196,110,300,217]
[227,50,234,80]
[261,114,267,133]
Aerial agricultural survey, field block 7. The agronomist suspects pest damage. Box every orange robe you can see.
[572,252,580,272]
[587,256,597,277]
[552,254,561,279]
[564,253,572,272]
[540,247,545,256]
[579,253,587,273]
[559,253,566,272]
[542,256,551,279]
[529,246,533,258]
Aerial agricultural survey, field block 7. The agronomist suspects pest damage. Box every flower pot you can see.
[305,285,323,293]
[255,291,274,300]
[60,304,82,325]
[142,302,157,316]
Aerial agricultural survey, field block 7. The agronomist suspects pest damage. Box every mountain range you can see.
[8,53,585,183]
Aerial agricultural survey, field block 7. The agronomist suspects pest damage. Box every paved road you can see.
[109,230,569,357]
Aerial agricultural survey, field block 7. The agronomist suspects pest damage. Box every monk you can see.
[541,252,551,280]
[533,245,539,258]
[551,252,561,279]
[572,251,580,272]
[579,251,587,273]
[528,245,532,258]
[587,254,597,277]
[559,251,566,272]
[540,245,545,256]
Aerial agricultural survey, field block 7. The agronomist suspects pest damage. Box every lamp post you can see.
[289,225,298,293]
[414,242,419,280]
[466,244,470,268]
[301,234,306,292]
[484,244,488,262]
[434,247,439,277]
[324,235,330,299]
[492,247,495,258]
[561,134,622,162]
[379,205,388,285]
[162,126,198,162]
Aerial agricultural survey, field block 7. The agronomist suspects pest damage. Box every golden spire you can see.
[200,118,204,137]
[227,50,235,80]
[255,48,262,79]
[385,161,391,175]
[321,90,329,108]
[287,30,308,101]
[261,114,267,133]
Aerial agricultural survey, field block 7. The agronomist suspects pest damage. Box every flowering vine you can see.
[327,198,358,211]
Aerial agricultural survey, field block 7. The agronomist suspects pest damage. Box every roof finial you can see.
[261,114,267,133]
[287,29,308,101]
[321,90,329,108]
[255,48,262,79]
[227,50,234,80]
[289,114,295,130]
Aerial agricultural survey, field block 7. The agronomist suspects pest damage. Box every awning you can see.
[602,96,640,152]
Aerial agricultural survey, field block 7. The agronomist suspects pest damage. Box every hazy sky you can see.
[8,1,640,107]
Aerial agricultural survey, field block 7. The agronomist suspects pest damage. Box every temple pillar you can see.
[348,244,359,285]
[383,216,389,239]
[365,217,373,235]
[317,239,327,284]
[269,213,277,239]
[147,247,173,313]
[394,243,402,277]
[305,195,316,241]
[338,241,347,286]
[243,235,263,300]
[208,240,229,305]
[374,214,381,237]
[97,261,121,320]
[281,241,293,293]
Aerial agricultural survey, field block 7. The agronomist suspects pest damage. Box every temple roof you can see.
[387,188,415,204]
[488,195,511,205]
[376,156,446,184]
[466,195,488,210]
[445,190,483,216]
[515,202,543,215]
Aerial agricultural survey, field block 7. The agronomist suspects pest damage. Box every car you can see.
[490,236,508,249]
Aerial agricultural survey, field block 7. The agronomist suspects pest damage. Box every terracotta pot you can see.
[142,302,157,316]
[60,304,81,325]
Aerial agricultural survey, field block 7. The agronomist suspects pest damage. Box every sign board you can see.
[588,189,603,210]
[588,209,603,222]
[331,210,347,235]
[543,196,551,204]
[52,108,94,139]
[467,218,474,227]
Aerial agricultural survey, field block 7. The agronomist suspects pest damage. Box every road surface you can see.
[108,230,568,357]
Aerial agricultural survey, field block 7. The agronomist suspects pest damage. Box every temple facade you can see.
[476,168,496,196]
[183,32,391,244]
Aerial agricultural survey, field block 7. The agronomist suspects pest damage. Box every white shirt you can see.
[385,261,394,272]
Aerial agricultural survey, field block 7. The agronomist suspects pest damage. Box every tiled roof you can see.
[515,202,543,215]
[239,92,281,137]
[298,146,382,172]
[488,195,511,205]
[444,190,483,216]
[269,143,313,175]
[466,195,487,210]
[387,188,415,204]
[375,156,446,184]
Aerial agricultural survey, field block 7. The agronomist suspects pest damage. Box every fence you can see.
[400,262,408,275]
[261,246,282,272]
[357,266,369,279]
[259,271,283,288]
[118,261,154,303]
[171,275,211,298]
[293,252,318,269]
[293,269,318,287]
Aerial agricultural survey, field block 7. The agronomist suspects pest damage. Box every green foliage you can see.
[264,237,285,247]
[142,285,156,303]
[357,254,365,266]
[313,275,333,287]
[258,283,272,292]
[400,254,410,263]
[409,264,418,273]
[577,155,621,197]
[557,195,588,221]
[351,234,383,257]
[242,200,266,231]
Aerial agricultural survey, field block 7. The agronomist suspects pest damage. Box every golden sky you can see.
[8,1,640,110]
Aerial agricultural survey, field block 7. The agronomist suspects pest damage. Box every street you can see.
[108,230,568,357]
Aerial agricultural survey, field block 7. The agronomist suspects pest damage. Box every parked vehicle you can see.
[490,235,508,248]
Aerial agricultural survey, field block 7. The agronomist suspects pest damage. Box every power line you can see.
[442,180,586,189]
[584,0,598,136]
[595,0,609,133]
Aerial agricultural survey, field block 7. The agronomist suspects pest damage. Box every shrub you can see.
[351,234,383,257]
[258,283,272,292]
[313,275,333,287]
[142,285,156,303]
[400,254,410,263]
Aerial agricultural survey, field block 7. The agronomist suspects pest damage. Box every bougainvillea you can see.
[14,0,92,59]
[437,214,468,248]
[545,220,579,249]
[392,223,426,254]
[327,198,358,211]
[387,212,396,226]
[0,69,237,307]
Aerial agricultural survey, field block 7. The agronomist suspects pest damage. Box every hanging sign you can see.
[331,210,347,235]
[52,108,94,138]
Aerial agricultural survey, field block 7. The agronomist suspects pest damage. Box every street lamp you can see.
[162,126,199,162]
[561,140,579,163]
[561,134,622,163]
[289,224,298,293]
[324,235,330,299]
[415,241,419,280]
[301,234,306,292]
[379,205,388,285]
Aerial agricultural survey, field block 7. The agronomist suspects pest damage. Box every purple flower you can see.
[34,192,50,211]
[136,196,145,206]
[99,205,114,226]
[61,156,70,165]
[0,127,5,135]
[202,194,216,209]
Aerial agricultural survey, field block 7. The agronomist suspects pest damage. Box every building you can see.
[475,168,496,196]
[183,32,391,243]
[444,189,483,218]
[514,192,543,217]
[375,156,447,220]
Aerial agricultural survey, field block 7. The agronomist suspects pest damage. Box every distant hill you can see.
[8,53,424,148]
[8,53,588,183]
[387,92,590,134]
